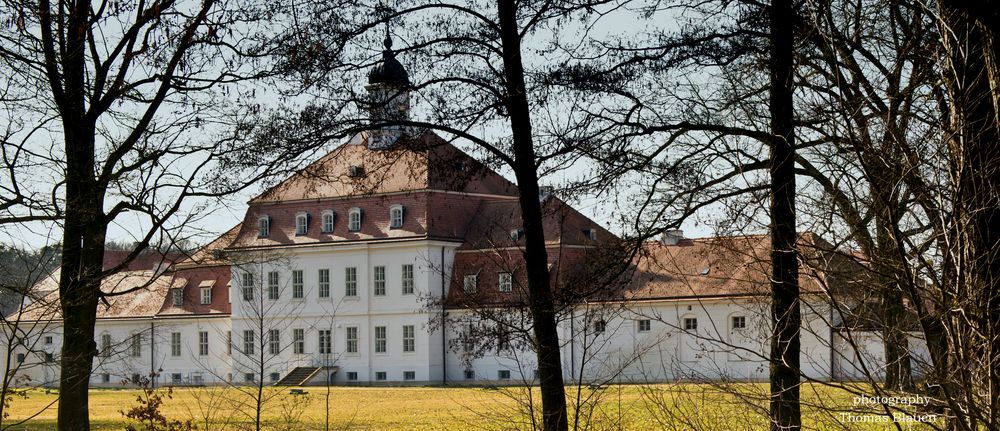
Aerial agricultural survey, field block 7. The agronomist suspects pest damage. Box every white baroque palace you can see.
[2,39,929,389]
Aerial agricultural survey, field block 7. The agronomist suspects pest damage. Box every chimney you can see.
[661,229,684,245]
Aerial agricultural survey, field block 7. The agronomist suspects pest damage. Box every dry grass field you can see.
[1,383,941,430]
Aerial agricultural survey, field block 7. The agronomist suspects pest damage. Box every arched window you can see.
[321,210,335,233]
[257,216,270,238]
[389,204,404,228]
[348,207,362,231]
[295,212,309,235]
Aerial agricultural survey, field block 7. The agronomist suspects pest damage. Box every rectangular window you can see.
[593,320,606,334]
[171,373,182,384]
[243,330,255,355]
[270,372,280,382]
[463,274,477,293]
[269,329,280,355]
[732,316,746,329]
[16,353,24,363]
[268,271,279,300]
[374,326,386,353]
[684,317,698,331]
[346,372,358,381]
[245,373,255,382]
[44,352,54,363]
[130,333,141,357]
[293,329,305,354]
[292,270,304,299]
[464,370,475,380]
[346,327,358,354]
[100,334,112,357]
[638,319,651,332]
[226,331,232,355]
[319,329,332,354]
[172,288,183,306]
[322,212,334,233]
[402,264,414,295]
[403,371,416,381]
[403,325,415,353]
[390,206,404,228]
[374,266,386,296]
[201,287,212,304]
[498,272,513,293]
[258,217,269,237]
[498,370,511,380]
[199,331,209,356]
[345,267,357,297]
[348,209,361,231]
[170,332,181,357]
[318,269,330,298]
[44,336,53,345]
[375,371,387,381]
[241,273,254,301]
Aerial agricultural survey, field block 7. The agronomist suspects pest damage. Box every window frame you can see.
[403,325,415,353]
[374,326,387,354]
[637,319,651,332]
[198,331,209,356]
[463,274,478,294]
[321,211,335,233]
[170,332,182,357]
[373,266,386,296]
[348,207,362,232]
[402,264,414,295]
[498,272,513,293]
[345,267,358,297]
[389,204,404,228]
[732,315,746,330]
[269,329,280,355]
[257,216,270,238]
[268,271,280,300]
[318,269,330,298]
[319,329,332,355]
[293,328,305,354]
[292,270,304,299]
[200,287,212,305]
[172,288,183,306]
[243,330,255,355]
[346,326,359,354]
[241,273,255,301]
[683,317,698,331]
[130,333,141,357]
[295,212,309,235]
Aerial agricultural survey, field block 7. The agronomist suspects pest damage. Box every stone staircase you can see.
[275,366,322,386]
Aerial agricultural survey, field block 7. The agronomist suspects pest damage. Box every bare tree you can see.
[0,0,327,428]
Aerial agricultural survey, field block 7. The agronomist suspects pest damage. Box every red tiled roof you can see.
[18,270,183,321]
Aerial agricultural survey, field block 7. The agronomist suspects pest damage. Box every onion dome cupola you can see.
[366,26,411,150]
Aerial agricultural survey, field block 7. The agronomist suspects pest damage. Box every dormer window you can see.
[463,274,478,293]
[510,228,524,241]
[348,207,362,231]
[348,165,365,178]
[172,288,183,306]
[389,205,404,228]
[321,211,335,233]
[583,228,598,241]
[295,213,309,235]
[257,216,270,238]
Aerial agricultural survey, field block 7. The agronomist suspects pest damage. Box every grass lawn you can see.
[1,383,941,430]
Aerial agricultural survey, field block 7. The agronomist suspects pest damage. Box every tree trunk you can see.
[939,2,1000,426]
[496,0,569,429]
[768,0,801,429]
[57,122,104,431]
